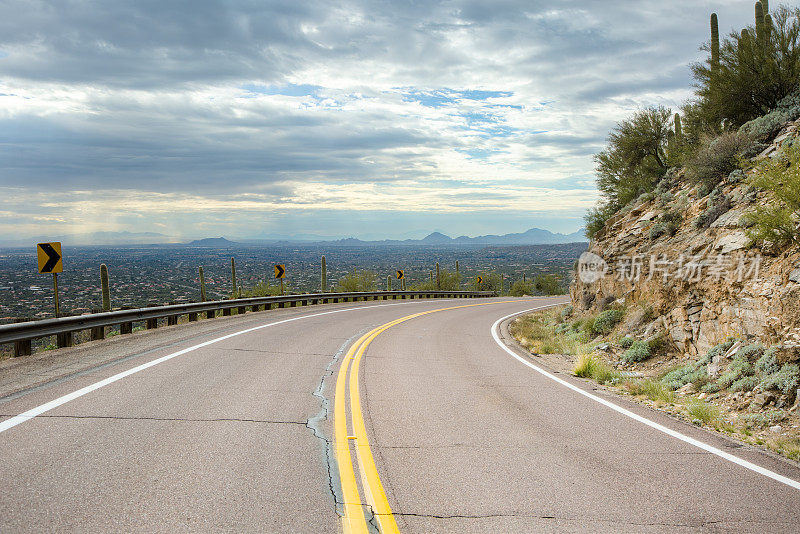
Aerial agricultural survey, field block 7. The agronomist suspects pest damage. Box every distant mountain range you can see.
[186,228,587,247]
[1,228,586,247]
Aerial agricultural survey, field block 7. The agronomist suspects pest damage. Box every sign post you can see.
[396,270,405,291]
[476,275,483,287]
[37,242,63,317]
[274,264,286,295]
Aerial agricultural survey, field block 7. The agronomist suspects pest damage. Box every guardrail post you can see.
[56,332,72,348]
[13,318,32,357]
[238,306,246,314]
[188,312,198,322]
[120,321,132,334]
[223,308,231,316]
[90,309,105,341]
[290,301,297,307]
[168,315,178,326]
[146,318,158,330]
[205,310,215,319]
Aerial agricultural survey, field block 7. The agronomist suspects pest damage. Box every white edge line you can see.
[0,298,468,434]
[491,305,800,492]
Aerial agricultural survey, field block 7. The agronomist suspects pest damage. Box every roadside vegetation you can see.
[510,305,800,463]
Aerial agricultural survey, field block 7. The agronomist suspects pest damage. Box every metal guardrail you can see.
[1,290,496,357]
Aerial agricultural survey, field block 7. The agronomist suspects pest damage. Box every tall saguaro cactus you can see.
[387,275,392,291]
[436,262,440,289]
[100,264,111,311]
[230,257,237,298]
[755,2,765,41]
[321,255,327,292]
[199,266,207,302]
[674,113,682,139]
[710,13,720,71]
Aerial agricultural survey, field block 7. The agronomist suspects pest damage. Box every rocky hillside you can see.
[572,118,800,363]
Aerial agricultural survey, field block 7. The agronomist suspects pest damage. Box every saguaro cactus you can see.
[436,262,440,289]
[100,264,111,311]
[230,257,237,297]
[387,275,392,291]
[710,13,720,71]
[674,113,682,138]
[199,266,207,302]
[321,255,327,292]
[762,0,769,13]
[755,2,765,40]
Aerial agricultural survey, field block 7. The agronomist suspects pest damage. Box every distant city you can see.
[0,240,587,321]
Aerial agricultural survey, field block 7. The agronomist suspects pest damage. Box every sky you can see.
[0,0,760,242]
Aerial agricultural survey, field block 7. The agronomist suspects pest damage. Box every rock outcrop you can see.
[572,119,800,362]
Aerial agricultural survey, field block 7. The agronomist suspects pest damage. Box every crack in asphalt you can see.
[390,512,790,527]
[1,414,307,424]
[305,331,367,518]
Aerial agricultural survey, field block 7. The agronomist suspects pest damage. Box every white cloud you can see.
[0,1,759,239]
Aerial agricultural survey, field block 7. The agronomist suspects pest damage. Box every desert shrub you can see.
[622,340,651,363]
[734,343,765,362]
[593,309,624,335]
[686,132,752,193]
[336,269,378,292]
[657,191,675,208]
[727,169,746,184]
[625,379,675,403]
[755,347,781,375]
[509,280,534,296]
[585,203,616,239]
[760,363,800,395]
[619,336,635,349]
[731,375,760,392]
[534,274,564,295]
[662,365,707,390]
[649,222,667,240]
[743,144,800,250]
[560,305,574,321]
[716,358,755,389]
[660,211,683,236]
[686,399,719,425]
[740,89,800,141]
[699,340,737,367]
[695,186,732,228]
[240,281,284,297]
[573,353,619,384]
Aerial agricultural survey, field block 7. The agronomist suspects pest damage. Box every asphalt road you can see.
[1,296,799,533]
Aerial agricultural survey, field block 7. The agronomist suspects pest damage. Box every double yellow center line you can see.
[333,300,523,533]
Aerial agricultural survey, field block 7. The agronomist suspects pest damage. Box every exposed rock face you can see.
[572,119,800,356]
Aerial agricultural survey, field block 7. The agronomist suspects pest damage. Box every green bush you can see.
[686,132,752,192]
[760,363,800,395]
[743,144,800,250]
[533,274,564,295]
[573,353,620,384]
[593,309,623,335]
[585,203,615,239]
[560,305,574,321]
[335,269,378,292]
[686,399,719,425]
[622,340,651,363]
[619,336,635,349]
[594,107,673,209]
[509,279,534,296]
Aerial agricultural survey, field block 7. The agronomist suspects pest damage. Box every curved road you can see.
[1,297,799,532]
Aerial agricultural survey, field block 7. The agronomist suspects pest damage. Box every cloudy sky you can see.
[0,1,759,242]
